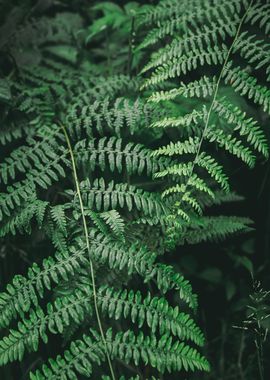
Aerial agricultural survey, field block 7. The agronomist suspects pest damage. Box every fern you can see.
[140,0,269,224]
[0,0,269,378]
[29,328,209,380]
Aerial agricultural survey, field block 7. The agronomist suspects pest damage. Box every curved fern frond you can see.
[245,1,270,33]
[152,137,199,157]
[74,137,170,177]
[143,20,238,73]
[195,153,230,192]
[139,0,243,49]
[234,32,270,81]
[0,149,68,221]
[79,178,167,217]
[178,215,253,244]
[213,96,269,157]
[205,126,256,167]
[98,286,204,346]
[150,108,206,132]
[0,125,63,185]
[222,64,270,114]
[0,198,49,237]
[29,328,210,379]
[148,77,216,103]
[142,45,228,88]
[67,97,149,138]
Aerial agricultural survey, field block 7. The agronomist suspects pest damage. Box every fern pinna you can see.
[0,0,269,379]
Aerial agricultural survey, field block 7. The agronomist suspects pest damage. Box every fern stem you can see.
[186,0,254,189]
[127,15,135,77]
[60,123,116,380]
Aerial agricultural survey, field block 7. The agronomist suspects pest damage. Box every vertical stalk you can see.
[60,123,116,380]
[127,15,135,77]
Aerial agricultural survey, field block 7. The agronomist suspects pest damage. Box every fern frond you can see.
[0,125,63,185]
[205,127,256,167]
[148,77,216,103]
[150,108,206,131]
[74,137,170,177]
[79,178,167,217]
[29,328,209,379]
[195,153,230,192]
[67,97,148,138]
[154,263,198,310]
[213,97,269,157]
[139,0,242,48]
[234,32,270,81]
[0,288,93,366]
[98,286,204,346]
[142,45,228,88]
[99,210,125,240]
[223,64,270,114]
[0,223,199,330]
[245,1,270,34]
[0,123,24,146]
[0,230,157,328]
[0,155,68,221]
[179,216,253,244]
[155,162,193,178]
[143,20,238,72]
[50,205,67,237]
[198,190,244,208]
[152,137,199,157]
[0,198,49,237]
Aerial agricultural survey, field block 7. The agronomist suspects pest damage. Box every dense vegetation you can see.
[0,0,269,379]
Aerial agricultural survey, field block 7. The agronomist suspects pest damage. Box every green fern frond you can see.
[142,45,228,88]
[195,153,230,192]
[79,178,167,217]
[74,137,170,177]
[148,77,216,102]
[222,64,270,114]
[245,1,270,33]
[234,32,270,81]
[150,108,206,131]
[99,210,125,240]
[155,162,193,178]
[1,1,268,377]
[213,96,269,157]
[0,125,63,185]
[50,205,67,237]
[0,198,49,237]
[0,224,198,330]
[198,190,244,208]
[0,288,93,366]
[139,0,243,49]
[205,126,256,167]
[179,216,253,244]
[98,286,204,346]
[29,328,209,379]
[67,97,149,138]
[152,137,199,157]
[143,20,238,73]
[0,230,157,328]
[0,150,68,221]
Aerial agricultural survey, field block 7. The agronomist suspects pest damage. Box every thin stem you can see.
[127,15,135,77]
[60,123,116,380]
[255,335,264,380]
[237,330,245,380]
